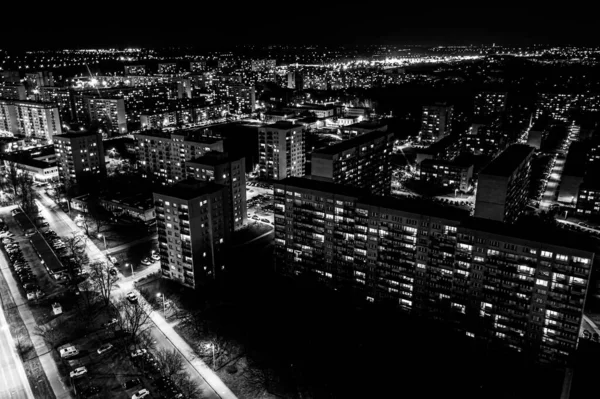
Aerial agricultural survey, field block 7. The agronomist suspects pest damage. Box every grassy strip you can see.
[0,268,56,399]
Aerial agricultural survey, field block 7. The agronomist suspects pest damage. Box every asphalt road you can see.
[0,261,35,399]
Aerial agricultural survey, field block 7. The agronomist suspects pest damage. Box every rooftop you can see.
[420,135,461,155]
[479,144,534,177]
[312,129,393,156]
[53,131,100,139]
[421,157,474,168]
[461,217,599,254]
[342,121,388,130]
[187,152,242,166]
[562,141,588,177]
[275,177,367,199]
[154,178,225,200]
[260,121,303,130]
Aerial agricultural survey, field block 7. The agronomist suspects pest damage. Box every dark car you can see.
[81,385,101,398]
[123,378,141,389]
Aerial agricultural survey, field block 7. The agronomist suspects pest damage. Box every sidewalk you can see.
[37,192,237,399]
[0,237,71,398]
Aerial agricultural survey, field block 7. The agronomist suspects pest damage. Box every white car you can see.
[151,253,160,261]
[130,348,147,358]
[127,292,138,303]
[97,343,114,355]
[60,346,79,358]
[132,389,150,399]
[70,366,87,379]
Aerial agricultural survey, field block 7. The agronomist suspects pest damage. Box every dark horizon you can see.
[1,6,599,51]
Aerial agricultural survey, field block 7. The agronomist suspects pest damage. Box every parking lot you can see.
[246,181,274,225]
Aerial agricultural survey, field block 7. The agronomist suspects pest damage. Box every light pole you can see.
[156,292,166,316]
[127,263,134,277]
[98,233,107,250]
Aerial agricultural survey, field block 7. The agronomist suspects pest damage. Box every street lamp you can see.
[127,263,134,277]
[156,292,166,316]
[97,233,107,250]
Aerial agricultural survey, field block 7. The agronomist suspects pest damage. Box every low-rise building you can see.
[419,159,473,192]
[340,121,388,140]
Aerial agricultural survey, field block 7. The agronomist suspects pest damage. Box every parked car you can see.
[127,292,138,303]
[70,366,87,379]
[151,253,160,261]
[141,258,152,266]
[130,349,147,358]
[59,346,79,358]
[123,378,141,389]
[132,389,150,399]
[102,318,118,328]
[97,343,114,355]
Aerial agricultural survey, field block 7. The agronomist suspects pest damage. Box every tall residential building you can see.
[190,61,207,72]
[154,179,230,289]
[419,103,453,143]
[474,91,507,118]
[53,132,106,188]
[0,100,62,143]
[258,121,305,180]
[226,84,255,113]
[251,59,276,71]
[419,159,474,192]
[124,65,146,75]
[158,63,178,74]
[536,93,578,122]
[39,86,74,124]
[310,130,394,195]
[187,152,247,231]
[87,98,127,135]
[0,84,27,100]
[136,130,224,184]
[24,71,54,95]
[273,177,596,364]
[474,144,534,224]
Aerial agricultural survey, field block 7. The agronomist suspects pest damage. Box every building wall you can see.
[87,98,127,135]
[474,175,508,222]
[576,185,600,216]
[273,179,594,364]
[258,124,305,180]
[154,187,229,289]
[54,133,106,188]
[558,175,584,205]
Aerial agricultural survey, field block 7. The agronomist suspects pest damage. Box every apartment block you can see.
[419,159,474,192]
[0,100,62,143]
[0,84,27,100]
[474,91,507,118]
[154,179,230,289]
[53,132,106,188]
[87,98,127,135]
[136,130,224,184]
[340,121,388,140]
[39,86,74,124]
[124,65,146,75]
[420,103,453,143]
[187,152,247,231]
[258,121,305,180]
[311,129,394,195]
[576,183,600,217]
[273,177,595,364]
[474,144,534,224]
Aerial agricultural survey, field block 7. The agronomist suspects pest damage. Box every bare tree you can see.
[88,261,118,307]
[173,373,203,399]
[154,348,186,381]
[87,199,110,235]
[115,297,152,345]
[241,358,278,399]
[62,234,89,283]
[6,161,20,196]
[17,173,37,216]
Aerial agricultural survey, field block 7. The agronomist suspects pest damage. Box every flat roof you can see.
[562,142,588,177]
[154,178,225,200]
[53,131,99,139]
[420,135,460,154]
[187,152,241,166]
[260,121,304,130]
[421,158,473,168]
[342,121,387,130]
[361,195,469,221]
[461,217,599,254]
[312,129,393,156]
[479,144,534,177]
[275,177,367,198]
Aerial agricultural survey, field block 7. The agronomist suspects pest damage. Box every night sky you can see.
[1,5,597,50]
